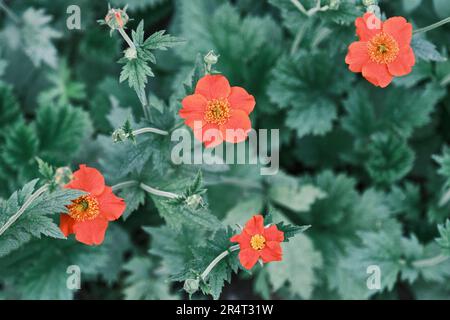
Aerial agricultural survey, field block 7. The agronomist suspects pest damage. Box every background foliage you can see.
[1,0,450,300]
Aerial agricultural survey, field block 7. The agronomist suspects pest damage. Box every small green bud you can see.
[124,47,137,60]
[204,50,219,66]
[183,278,200,295]
[329,0,340,10]
[362,0,378,6]
[112,128,128,143]
[54,167,73,187]
[104,7,129,30]
[185,194,203,211]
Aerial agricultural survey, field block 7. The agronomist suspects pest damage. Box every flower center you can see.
[250,234,266,251]
[367,32,399,64]
[204,98,231,125]
[67,195,100,222]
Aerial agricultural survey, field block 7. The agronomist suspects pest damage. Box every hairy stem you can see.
[112,180,139,192]
[290,23,308,55]
[139,182,179,199]
[412,254,449,268]
[290,0,309,16]
[413,17,450,35]
[0,0,19,23]
[118,27,136,50]
[133,127,169,136]
[201,245,240,281]
[112,180,179,199]
[0,184,48,236]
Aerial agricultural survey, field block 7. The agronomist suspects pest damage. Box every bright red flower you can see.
[230,215,284,270]
[179,74,255,148]
[59,165,126,246]
[345,13,415,88]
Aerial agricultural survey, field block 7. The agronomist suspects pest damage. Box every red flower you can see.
[179,74,255,148]
[60,165,126,245]
[345,13,415,88]
[230,215,284,270]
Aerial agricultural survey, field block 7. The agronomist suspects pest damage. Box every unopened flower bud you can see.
[55,167,73,186]
[112,128,128,143]
[104,7,129,30]
[362,0,378,6]
[183,278,200,295]
[185,194,203,211]
[124,47,137,60]
[329,0,340,10]
[204,50,219,66]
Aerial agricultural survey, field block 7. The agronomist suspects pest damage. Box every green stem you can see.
[118,27,136,50]
[170,121,185,132]
[0,0,19,23]
[139,182,179,199]
[133,127,169,136]
[112,180,179,199]
[290,23,308,55]
[112,180,139,192]
[413,17,450,35]
[412,254,449,268]
[0,184,48,236]
[290,0,309,16]
[201,245,240,281]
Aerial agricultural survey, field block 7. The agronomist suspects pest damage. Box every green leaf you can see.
[436,220,450,256]
[411,37,447,62]
[123,256,176,299]
[365,133,414,185]
[267,234,323,299]
[268,172,327,213]
[35,103,92,164]
[0,83,21,136]
[0,180,84,257]
[2,121,38,169]
[269,51,351,138]
[20,8,61,68]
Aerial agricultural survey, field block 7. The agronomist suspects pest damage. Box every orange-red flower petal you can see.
[195,74,231,100]
[72,217,109,246]
[220,110,251,144]
[228,87,255,115]
[97,186,126,221]
[65,164,105,196]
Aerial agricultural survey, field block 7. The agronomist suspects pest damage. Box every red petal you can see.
[345,41,369,73]
[97,187,126,221]
[243,215,265,236]
[59,214,75,236]
[387,46,415,76]
[355,13,382,41]
[228,87,255,115]
[362,61,393,88]
[193,122,223,148]
[260,241,283,263]
[220,110,251,144]
[238,248,260,270]
[65,164,105,196]
[195,75,231,100]
[73,217,109,245]
[230,232,251,249]
[383,16,413,45]
[263,225,284,242]
[180,94,208,119]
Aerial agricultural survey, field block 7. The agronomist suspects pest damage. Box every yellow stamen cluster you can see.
[367,32,399,64]
[204,98,231,125]
[250,234,266,251]
[67,195,100,222]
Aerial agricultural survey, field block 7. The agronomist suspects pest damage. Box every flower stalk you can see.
[200,245,240,281]
[0,0,19,23]
[112,180,179,199]
[412,254,449,268]
[0,184,48,236]
[413,17,450,35]
[133,127,169,136]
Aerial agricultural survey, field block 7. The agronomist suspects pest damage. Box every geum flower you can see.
[230,215,284,270]
[179,74,255,148]
[60,165,126,245]
[345,13,415,88]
